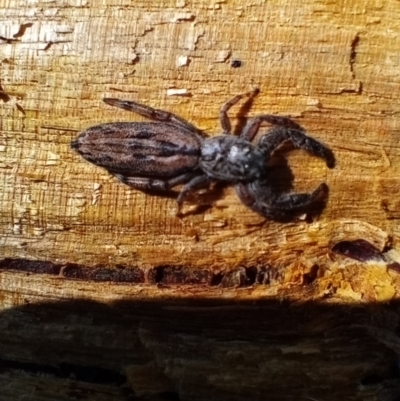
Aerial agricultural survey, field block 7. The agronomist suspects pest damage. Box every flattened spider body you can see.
[71,90,334,220]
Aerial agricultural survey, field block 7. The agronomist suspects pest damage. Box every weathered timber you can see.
[1,0,400,400]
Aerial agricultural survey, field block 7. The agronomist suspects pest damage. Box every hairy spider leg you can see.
[241,114,304,142]
[113,171,211,216]
[236,182,328,221]
[103,98,203,137]
[257,126,335,168]
[112,172,199,192]
[219,88,260,133]
[176,175,212,212]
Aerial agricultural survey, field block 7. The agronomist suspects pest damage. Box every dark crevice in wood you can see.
[0,258,281,287]
[302,264,319,285]
[332,239,400,273]
[210,272,223,286]
[332,239,385,263]
[350,33,360,79]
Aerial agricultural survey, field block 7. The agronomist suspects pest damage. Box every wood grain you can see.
[2,0,399,273]
[1,0,400,400]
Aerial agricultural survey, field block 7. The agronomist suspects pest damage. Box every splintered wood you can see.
[2,2,400,401]
[2,0,400,302]
[1,3,400,297]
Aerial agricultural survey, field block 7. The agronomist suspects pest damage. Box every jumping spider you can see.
[71,89,334,220]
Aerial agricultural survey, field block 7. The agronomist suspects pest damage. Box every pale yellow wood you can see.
[2,0,400,282]
[1,2,400,399]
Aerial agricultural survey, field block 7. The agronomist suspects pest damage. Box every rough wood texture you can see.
[1,0,400,400]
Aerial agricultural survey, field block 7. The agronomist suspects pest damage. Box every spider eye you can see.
[201,145,219,162]
[202,154,215,162]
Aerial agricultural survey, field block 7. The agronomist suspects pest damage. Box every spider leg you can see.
[112,172,198,192]
[176,175,212,215]
[236,181,328,221]
[103,98,203,136]
[241,115,304,142]
[219,89,259,133]
[257,126,335,168]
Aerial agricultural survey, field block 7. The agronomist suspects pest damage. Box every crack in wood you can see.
[0,258,282,288]
[350,33,360,79]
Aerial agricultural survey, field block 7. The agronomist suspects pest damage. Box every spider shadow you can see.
[130,179,227,217]
[140,151,328,221]
[264,153,295,195]
[177,181,228,217]
[262,146,329,223]
[180,155,298,219]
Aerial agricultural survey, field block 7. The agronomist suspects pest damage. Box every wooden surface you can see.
[3,0,400,274]
[1,0,400,400]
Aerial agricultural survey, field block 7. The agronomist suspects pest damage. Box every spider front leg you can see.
[236,181,328,221]
[103,98,202,135]
[219,89,260,133]
[257,126,335,168]
[241,114,304,142]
